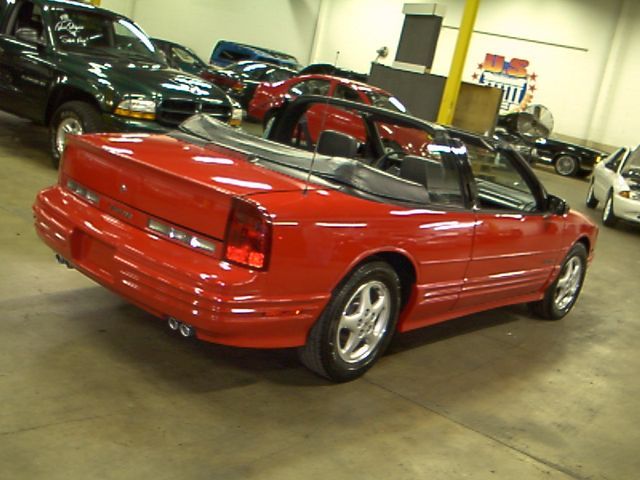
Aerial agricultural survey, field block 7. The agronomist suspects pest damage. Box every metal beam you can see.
[436,0,480,125]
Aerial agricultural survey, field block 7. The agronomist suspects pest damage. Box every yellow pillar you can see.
[89,0,101,6]
[436,0,480,125]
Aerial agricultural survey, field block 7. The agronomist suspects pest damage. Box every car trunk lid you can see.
[61,133,310,240]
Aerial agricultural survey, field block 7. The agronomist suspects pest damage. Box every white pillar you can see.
[586,0,633,143]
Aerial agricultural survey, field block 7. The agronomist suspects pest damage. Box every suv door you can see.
[0,0,52,121]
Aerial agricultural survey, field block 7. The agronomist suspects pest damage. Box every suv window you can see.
[466,142,538,211]
[289,79,330,97]
[50,9,159,60]
[8,1,44,42]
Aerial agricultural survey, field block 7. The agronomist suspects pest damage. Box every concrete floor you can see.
[1,111,638,480]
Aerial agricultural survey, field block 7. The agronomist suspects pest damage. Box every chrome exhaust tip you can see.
[179,323,195,338]
[167,317,180,331]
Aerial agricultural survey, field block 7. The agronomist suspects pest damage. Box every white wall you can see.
[98,0,639,147]
[311,0,627,144]
[101,0,322,67]
[101,0,134,18]
[587,0,640,147]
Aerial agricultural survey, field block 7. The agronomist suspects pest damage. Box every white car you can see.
[586,146,640,227]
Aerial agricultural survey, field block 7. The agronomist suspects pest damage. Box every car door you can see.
[0,0,52,122]
[455,139,565,310]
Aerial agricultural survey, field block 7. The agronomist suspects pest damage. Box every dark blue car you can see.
[209,40,300,70]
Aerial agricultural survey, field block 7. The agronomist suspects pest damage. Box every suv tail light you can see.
[224,199,272,270]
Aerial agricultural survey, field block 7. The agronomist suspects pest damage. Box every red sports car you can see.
[33,97,597,382]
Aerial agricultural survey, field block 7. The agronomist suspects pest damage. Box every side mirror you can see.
[547,194,569,216]
[15,27,44,47]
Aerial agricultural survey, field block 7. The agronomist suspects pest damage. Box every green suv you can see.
[0,0,241,166]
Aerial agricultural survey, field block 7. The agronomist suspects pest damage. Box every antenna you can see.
[303,50,340,195]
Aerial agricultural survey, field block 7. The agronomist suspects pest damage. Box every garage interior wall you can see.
[101,0,323,66]
[101,0,638,148]
[310,0,639,149]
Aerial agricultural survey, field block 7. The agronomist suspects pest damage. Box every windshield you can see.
[622,148,640,179]
[169,45,207,68]
[50,9,163,62]
[363,91,408,114]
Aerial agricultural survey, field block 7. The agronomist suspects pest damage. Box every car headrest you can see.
[316,130,358,158]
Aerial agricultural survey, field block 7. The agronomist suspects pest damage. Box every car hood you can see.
[58,51,231,102]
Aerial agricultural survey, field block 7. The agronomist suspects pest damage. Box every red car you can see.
[249,74,413,144]
[33,97,597,382]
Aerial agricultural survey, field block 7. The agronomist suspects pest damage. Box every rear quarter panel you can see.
[251,189,477,329]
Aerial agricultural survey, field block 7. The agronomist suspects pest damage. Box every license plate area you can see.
[71,230,116,279]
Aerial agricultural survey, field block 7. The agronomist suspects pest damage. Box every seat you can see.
[316,130,358,158]
[400,154,456,203]
[400,155,432,189]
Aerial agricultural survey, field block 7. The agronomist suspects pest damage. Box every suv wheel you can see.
[50,101,103,168]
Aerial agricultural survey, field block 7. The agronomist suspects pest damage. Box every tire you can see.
[602,191,618,227]
[529,243,587,320]
[585,180,598,208]
[50,101,103,168]
[298,261,401,382]
[554,154,579,177]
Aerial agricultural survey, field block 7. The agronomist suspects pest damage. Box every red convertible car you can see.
[33,97,597,382]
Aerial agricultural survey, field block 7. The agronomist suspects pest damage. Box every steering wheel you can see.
[372,148,406,171]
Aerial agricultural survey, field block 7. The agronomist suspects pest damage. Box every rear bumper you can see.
[33,186,325,348]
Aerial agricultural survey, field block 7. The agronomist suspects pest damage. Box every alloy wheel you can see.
[553,256,583,311]
[336,280,391,363]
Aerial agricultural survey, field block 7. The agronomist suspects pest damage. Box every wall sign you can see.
[472,53,537,113]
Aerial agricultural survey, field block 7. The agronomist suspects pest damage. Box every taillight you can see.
[232,81,245,93]
[224,199,272,270]
[66,178,100,205]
